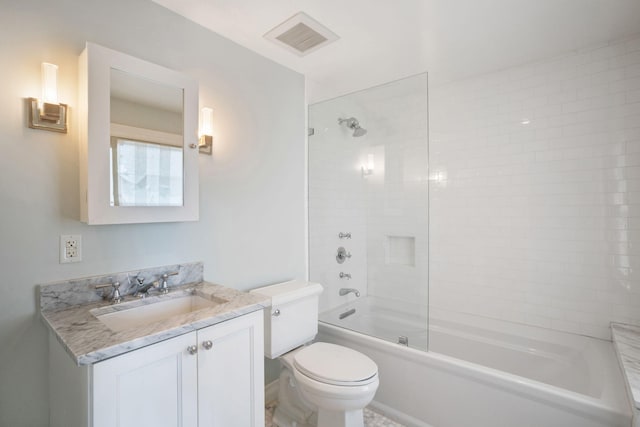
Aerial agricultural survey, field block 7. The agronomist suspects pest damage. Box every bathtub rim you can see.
[318,321,632,425]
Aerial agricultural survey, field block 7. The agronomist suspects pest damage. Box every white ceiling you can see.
[152,0,640,103]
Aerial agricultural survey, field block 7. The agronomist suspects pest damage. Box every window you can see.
[110,138,183,207]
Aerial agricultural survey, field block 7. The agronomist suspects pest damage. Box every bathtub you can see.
[318,297,632,427]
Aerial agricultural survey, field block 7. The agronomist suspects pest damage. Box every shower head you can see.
[338,117,367,137]
[352,126,367,137]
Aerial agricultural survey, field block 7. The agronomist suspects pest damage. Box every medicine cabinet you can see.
[78,43,199,224]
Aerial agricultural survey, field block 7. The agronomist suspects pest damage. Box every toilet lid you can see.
[293,343,378,386]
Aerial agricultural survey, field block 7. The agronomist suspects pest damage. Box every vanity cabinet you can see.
[92,332,198,427]
[49,310,264,427]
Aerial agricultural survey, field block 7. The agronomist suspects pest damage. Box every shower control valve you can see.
[338,232,352,239]
[339,272,351,280]
[336,247,352,264]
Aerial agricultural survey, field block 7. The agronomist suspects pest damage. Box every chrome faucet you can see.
[339,288,360,297]
[133,277,159,298]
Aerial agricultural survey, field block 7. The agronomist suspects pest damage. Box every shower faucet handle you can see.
[339,272,351,280]
[336,247,352,264]
[338,232,352,239]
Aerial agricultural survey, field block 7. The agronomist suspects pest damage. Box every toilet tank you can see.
[250,280,323,359]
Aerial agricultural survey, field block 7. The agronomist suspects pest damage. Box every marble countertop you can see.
[611,322,640,409]
[41,281,271,365]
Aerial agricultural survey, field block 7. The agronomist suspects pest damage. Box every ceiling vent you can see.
[264,12,339,57]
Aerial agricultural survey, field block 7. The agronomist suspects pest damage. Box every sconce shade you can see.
[28,62,67,133]
[200,107,213,136]
[199,107,213,155]
[41,63,58,104]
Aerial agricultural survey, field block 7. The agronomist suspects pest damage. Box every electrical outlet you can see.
[60,234,82,263]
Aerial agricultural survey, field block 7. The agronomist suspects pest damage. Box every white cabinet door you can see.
[92,332,198,427]
[197,310,264,427]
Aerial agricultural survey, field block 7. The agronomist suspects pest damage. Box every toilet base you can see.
[317,408,364,427]
[273,406,316,427]
[272,344,376,427]
[272,358,317,427]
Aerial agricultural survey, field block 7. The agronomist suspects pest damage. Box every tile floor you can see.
[265,401,405,427]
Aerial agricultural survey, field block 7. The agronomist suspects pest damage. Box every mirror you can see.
[109,69,184,207]
[79,43,199,225]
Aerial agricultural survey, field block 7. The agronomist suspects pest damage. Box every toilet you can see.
[251,280,379,427]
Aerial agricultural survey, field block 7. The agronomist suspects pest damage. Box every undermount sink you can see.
[91,290,227,332]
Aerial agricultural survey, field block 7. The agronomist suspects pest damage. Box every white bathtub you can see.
[318,297,632,427]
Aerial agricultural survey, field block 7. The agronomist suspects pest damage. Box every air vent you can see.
[265,12,339,57]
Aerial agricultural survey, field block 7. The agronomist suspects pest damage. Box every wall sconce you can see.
[362,154,374,176]
[199,107,213,155]
[28,63,68,133]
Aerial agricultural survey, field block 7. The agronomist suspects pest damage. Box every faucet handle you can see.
[111,282,122,304]
[159,271,178,294]
[95,282,122,304]
[336,247,352,264]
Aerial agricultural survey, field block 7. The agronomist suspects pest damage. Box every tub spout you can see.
[339,288,360,297]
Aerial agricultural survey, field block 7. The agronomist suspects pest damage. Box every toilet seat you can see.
[292,363,380,413]
[294,342,378,386]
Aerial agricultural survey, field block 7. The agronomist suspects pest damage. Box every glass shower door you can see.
[308,73,429,351]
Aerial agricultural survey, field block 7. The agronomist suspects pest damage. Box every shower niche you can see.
[386,236,415,267]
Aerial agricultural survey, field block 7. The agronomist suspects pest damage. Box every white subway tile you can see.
[430,35,640,338]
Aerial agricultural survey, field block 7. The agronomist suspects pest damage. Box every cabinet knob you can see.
[202,340,213,350]
[273,309,281,317]
[187,345,198,355]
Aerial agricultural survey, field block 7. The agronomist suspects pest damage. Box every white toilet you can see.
[251,280,379,427]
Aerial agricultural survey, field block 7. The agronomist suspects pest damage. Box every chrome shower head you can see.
[338,117,367,137]
[352,126,367,137]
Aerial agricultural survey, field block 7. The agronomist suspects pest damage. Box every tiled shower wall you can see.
[429,34,640,339]
[309,96,369,312]
[309,75,429,313]
[364,75,429,310]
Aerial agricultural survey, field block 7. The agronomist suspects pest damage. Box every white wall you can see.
[0,1,306,426]
[309,75,429,314]
[429,34,640,340]
[111,98,183,135]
